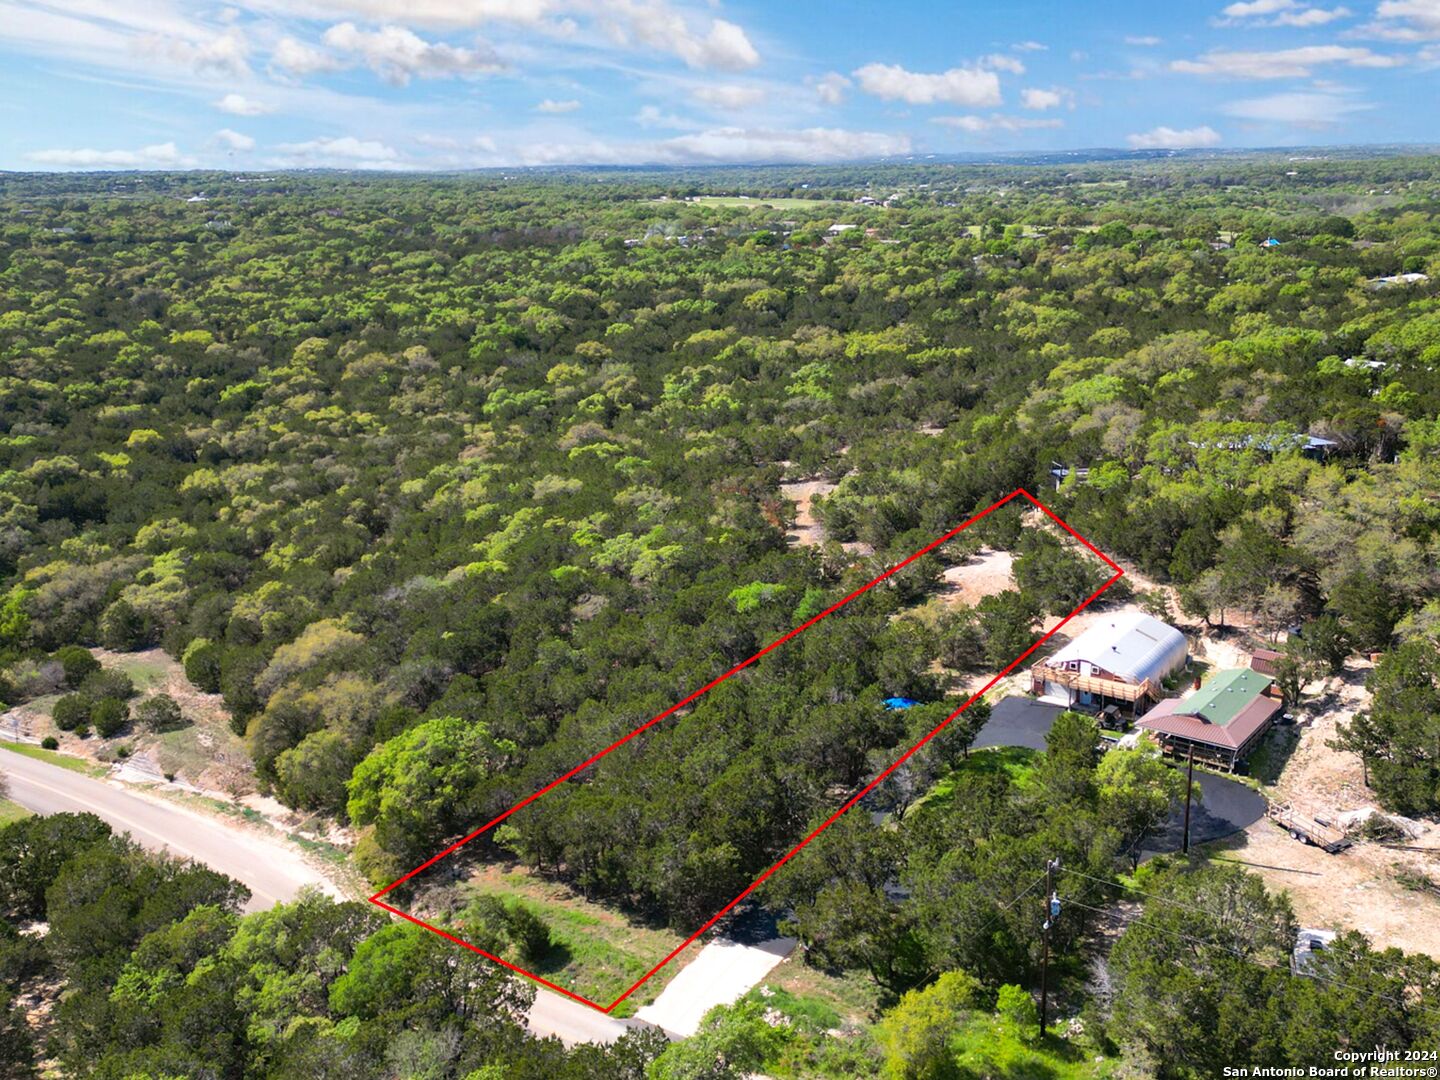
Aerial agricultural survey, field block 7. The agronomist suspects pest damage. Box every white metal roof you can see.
[1042,611,1188,684]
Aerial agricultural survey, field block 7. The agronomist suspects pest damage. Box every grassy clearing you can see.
[458,863,696,1015]
[0,799,32,827]
[911,745,1040,816]
[106,656,170,692]
[762,955,882,1027]
[0,741,108,777]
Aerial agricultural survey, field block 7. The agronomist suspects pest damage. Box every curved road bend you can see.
[0,747,632,1045]
[0,747,340,913]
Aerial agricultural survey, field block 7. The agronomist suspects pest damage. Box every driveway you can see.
[1138,771,1267,859]
[634,935,797,1037]
[0,746,341,912]
[973,696,1063,751]
[971,697,1266,855]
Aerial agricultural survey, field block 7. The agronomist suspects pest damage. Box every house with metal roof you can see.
[1030,611,1188,716]
[1136,667,1282,772]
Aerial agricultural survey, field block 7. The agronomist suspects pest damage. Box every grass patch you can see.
[0,741,108,777]
[455,864,695,1013]
[108,657,169,692]
[763,958,882,1027]
[951,1014,1121,1078]
[911,746,1040,816]
[0,799,32,827]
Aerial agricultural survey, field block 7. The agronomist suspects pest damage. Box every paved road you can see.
[528,987,637,1046]
[0,747,340,912]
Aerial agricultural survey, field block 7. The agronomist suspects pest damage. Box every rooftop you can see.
[1181,667,1273,727]
[1041,611,1188,685]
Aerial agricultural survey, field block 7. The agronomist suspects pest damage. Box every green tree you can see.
[649,998,790,1080]
[346,716,516,873]
[1330,639,1440,814]
[875,970,984,1080]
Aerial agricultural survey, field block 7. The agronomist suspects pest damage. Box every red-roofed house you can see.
[1136,667,1282,772]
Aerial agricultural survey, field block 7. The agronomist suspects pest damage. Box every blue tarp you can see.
[884,697,919,710]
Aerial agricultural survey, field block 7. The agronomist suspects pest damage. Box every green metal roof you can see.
[1182,668,1274,727]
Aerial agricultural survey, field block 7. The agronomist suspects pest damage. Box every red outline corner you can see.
[369,488,1123,1013]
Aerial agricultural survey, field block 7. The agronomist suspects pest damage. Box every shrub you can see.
[134,693,185,733]
[51,694,90,732]
[55,646,100,688]
[90,697,129,738]
[505,903,553,963]
[79,669,135,702]
[182,638,222,693]
[996,984,1040,1044]
[40,737,58,751]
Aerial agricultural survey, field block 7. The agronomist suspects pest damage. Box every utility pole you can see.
[1039,857,1060,1033]
[1182,745,1195,855]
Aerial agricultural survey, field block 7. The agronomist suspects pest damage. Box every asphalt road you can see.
[0,746,631,1045]
[527,988,637,1047]
[0,747,339,912]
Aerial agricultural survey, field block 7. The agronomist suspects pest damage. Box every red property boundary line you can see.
[369,488,1124,1013]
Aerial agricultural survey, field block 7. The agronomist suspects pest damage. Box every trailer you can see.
[1269,803,1353,854]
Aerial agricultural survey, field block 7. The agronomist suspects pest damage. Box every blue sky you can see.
[1,0,1437,170]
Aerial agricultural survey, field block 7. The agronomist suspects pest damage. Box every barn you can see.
[1030,611,1188,716]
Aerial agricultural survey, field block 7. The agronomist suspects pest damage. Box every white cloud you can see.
[321,22,504,84]
[134,26,249,77]
[1362,0,1440,40]
[1020,87,1070,110]
[414,132,499,162]
[535,97,581,112]
[25,141,193,168]
[813,71,851,105]
[1220,90,1373,125]
[214,128,255,150]
[1125,35,1163,45]
[1222,0,1297,15]
[691,84,767,109]
[1171,45,1403,78]
[270,35,344,76]
[1125,125,1222,148]
[1218,0,1353,26]
[653,126,910,163]
[852,62,1002,106]
[980,53,1026,75]
[273,134,402,168]
[595,9,759,71]
[933,114,1063,133]
[634,104,690,128]
[1013,40,1048,51]
[213,92,272,116]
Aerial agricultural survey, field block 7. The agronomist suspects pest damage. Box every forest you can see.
[0,155,1439,1076]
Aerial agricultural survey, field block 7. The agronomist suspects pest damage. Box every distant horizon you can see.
[3,1,1439,172]
[6,141,1440,177]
